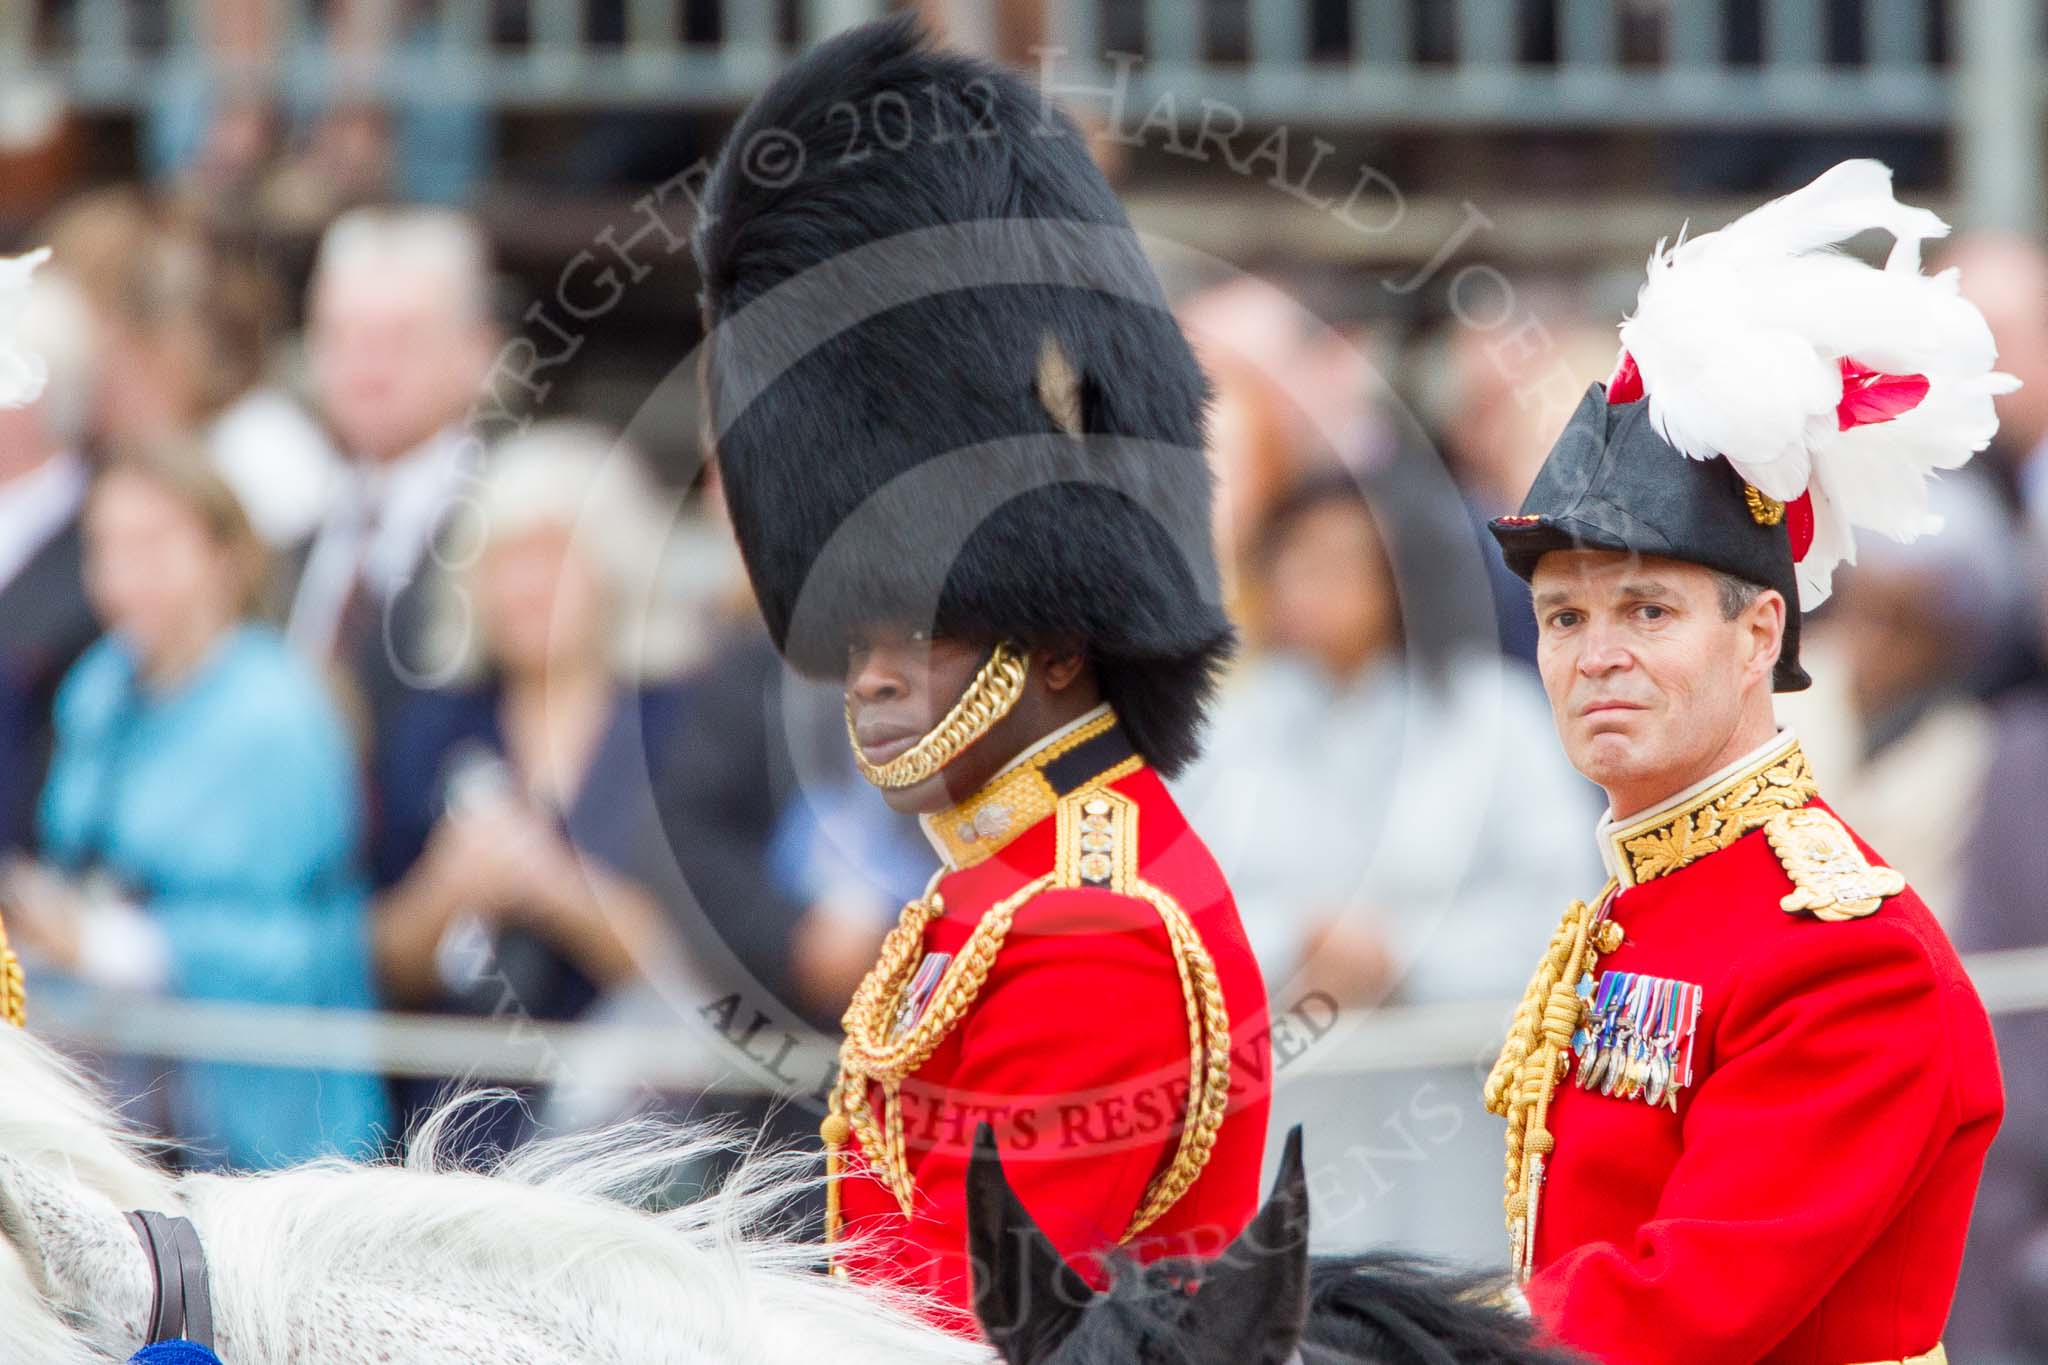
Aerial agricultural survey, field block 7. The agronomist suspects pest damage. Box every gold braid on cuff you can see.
[847,642,1030,790]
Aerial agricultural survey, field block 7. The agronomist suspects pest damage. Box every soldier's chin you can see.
[1568,727,1647,786]
[872,769,958,815]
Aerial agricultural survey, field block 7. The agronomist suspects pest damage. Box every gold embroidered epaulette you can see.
[1764,806,1905,922]
[1046,782,1235,1235]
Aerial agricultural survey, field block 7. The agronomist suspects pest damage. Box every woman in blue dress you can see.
[3,438,389,1168]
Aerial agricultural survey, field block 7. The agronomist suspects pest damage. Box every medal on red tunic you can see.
[1573,971,1703,1111]
[889,952,954,1043]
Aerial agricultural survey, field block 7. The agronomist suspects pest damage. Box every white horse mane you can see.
[0,1028,990,1364]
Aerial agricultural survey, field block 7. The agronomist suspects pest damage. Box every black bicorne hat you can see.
[694,15,1232,776]
[1490,159,2019,698]
[1490,381,1811,691]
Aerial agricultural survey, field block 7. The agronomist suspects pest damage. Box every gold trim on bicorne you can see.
[1605,737,1818,888]
[1744,483,1787,526]
[920,709,1121,872]
[821,768,1233,1250]
[0,914,24,1028]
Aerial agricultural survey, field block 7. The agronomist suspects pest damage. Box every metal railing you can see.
[1052,0,1955,127]
[29,944,2048,1090]
[0,0,1962,121]
[1,2,2039,228]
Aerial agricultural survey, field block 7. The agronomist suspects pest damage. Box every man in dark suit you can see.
[0,268,101,856]
[283,207,498,752]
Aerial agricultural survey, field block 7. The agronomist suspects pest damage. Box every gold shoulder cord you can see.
[1485,740,1825,1280]
[829,872,1058,1220]
[1066,784,1233,1237]
[823,780,1233,1246]
[0,914,25,1027]
[1483,881,1617,1282]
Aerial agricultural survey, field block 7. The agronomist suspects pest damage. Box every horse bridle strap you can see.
[125,1210,215,1350]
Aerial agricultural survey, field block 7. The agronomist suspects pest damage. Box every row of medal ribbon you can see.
[890,952,954,1042]
[1571,969,1703,1111]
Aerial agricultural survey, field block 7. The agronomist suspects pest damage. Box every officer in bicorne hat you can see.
[1483,161,2009,1365]
[693,16,1270,1333]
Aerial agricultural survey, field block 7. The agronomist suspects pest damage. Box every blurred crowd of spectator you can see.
[0,13,2045,1357]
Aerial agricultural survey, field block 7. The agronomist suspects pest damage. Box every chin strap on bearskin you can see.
[846,642,1030,791]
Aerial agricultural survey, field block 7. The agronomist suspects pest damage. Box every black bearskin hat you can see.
[693,15,1232,776]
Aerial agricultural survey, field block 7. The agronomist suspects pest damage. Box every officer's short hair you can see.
[1710,570,1765,621]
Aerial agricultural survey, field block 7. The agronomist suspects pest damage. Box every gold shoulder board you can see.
[1056,783,1140,893]
[1764,807,1905,922]
[1052,780,1234,1241]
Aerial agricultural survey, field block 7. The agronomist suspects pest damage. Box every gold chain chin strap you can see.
[0,913,25,1028]
[847,642,1031,791]
[1482,880,1616,1280]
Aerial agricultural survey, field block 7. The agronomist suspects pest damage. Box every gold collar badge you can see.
[921,708,1138,871]
[1605,737,1818,887]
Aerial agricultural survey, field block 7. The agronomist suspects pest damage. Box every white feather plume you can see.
[0,247,51,410]
[1616,159,2020,607]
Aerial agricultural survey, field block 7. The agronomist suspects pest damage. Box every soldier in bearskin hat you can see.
[692,16,1270,1333]
[1483,161,2008,1364]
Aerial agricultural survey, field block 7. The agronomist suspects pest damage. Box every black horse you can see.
[965,1125,1583,1365]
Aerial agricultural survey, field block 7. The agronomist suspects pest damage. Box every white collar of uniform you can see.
[917,701,1115,870]
[1595,727,1799,885]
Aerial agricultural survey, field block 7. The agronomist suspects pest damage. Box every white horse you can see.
[0,1026,991,1364]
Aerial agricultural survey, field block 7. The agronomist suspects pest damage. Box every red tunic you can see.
[1526,767,2003,1364]
[830,716,1271,1335]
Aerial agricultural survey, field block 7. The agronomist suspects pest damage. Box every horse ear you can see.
[0,1151,156,1359]
[1179,1126,1310,1365]
[966,1123,1094,1364]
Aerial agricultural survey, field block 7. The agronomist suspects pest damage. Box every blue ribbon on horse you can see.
[130,1343,224,1365]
